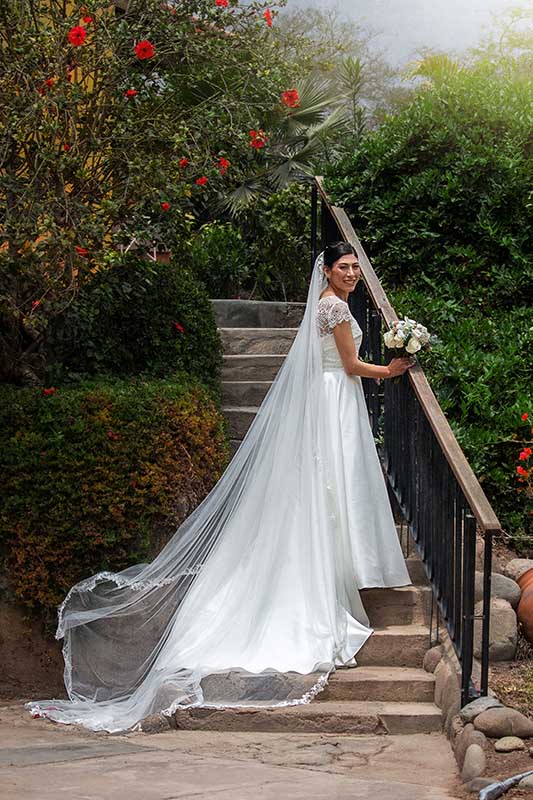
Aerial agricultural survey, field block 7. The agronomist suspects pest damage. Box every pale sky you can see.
[289,0,527,65]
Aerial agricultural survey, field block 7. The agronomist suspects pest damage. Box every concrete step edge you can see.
[330,666,435,682]
[222,381,274,386]
[370,625,430,636]
[218,327,300,333]
[222,406,261,414]
[223,355,287,360]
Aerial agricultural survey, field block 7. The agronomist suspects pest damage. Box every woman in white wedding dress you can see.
[27,242,414,733]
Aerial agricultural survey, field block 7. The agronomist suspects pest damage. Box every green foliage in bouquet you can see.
[324,55,532,548]
[0,377,229,619]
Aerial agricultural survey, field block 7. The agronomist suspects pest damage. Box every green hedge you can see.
[184,183,312,301]
[0,378,229,619]
[44,255,222,393]
[324,59,532,549]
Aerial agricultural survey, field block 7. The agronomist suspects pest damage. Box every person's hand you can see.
[387,357,416,378]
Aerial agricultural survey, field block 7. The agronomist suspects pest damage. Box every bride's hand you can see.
[387,357,416,378]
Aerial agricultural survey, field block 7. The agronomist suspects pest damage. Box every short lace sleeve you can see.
[317,297,353,336]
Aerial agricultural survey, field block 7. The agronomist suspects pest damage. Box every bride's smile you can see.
[322,254,361,302]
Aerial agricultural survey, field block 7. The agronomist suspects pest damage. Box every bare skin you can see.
[320,252,415,380]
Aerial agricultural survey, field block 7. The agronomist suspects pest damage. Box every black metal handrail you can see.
[312,177,501,706]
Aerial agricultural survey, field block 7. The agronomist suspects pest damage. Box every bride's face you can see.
[324,253,361,293]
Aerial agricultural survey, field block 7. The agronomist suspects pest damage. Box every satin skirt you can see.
[322,368,412,591]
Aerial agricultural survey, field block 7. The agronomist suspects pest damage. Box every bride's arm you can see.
[332,321,412,379]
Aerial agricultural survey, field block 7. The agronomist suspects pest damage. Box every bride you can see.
[27,242,415,733]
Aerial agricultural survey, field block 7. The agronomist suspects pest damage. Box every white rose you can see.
[406,337,422,353]
[392,333,405,347]
[383,331,396,347]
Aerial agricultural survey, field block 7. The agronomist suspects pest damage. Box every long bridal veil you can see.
[26,250,374,733]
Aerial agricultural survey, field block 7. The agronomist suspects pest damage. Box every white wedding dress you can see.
[26,252,411,733]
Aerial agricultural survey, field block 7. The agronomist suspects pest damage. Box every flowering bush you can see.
[1,0,330,384]
[515,413,533,544]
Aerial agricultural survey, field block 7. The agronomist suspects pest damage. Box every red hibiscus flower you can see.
[161,201,171,211]
[173,321,185,333]
[215,0,229,6]
[519,448,532,460]
[124,88,138,98]
[68,26,87,46]
[281,89,300,108]
[264,9,273,27]
[217,157,230,175]
[43,387,57,397]
[522,412,529,421]
[249,129,268,149]
[83,15,93,24]
[195,176,208,185]
[74,246,88,256]
[179,157,189,167]
[134,40,155,60]
[517,466,529,476]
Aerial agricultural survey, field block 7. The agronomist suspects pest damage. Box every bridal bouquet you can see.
[383,316,435,356]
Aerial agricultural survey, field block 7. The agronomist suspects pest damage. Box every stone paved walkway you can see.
[0,701,462,799]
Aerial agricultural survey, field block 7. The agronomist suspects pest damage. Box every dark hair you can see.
[323,241,357,268]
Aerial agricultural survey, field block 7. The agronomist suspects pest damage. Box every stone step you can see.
[405,556,429,586]
[318,666,435,703]
[172,699,442,734]
[356,625,430,668]
[223,407,258,440]
[222,354,286,382]
[211,299,305,329]
[219,328,298,356]
[361,585,432,627]
[222,380,273,407]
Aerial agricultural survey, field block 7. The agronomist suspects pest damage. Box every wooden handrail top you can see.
[315,177,502,533]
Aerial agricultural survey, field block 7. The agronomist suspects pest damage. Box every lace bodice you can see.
[317,295,362,370]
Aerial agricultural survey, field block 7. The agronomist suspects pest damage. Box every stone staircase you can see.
[169,300,442,735]
[214,299,304,452]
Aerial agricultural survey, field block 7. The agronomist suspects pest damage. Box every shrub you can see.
[324,58,532,548]
[44,255,222,393]
[0,377,229,619]
[243,182,312,302]
[186,222,250,299]
[183,183,313,301]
